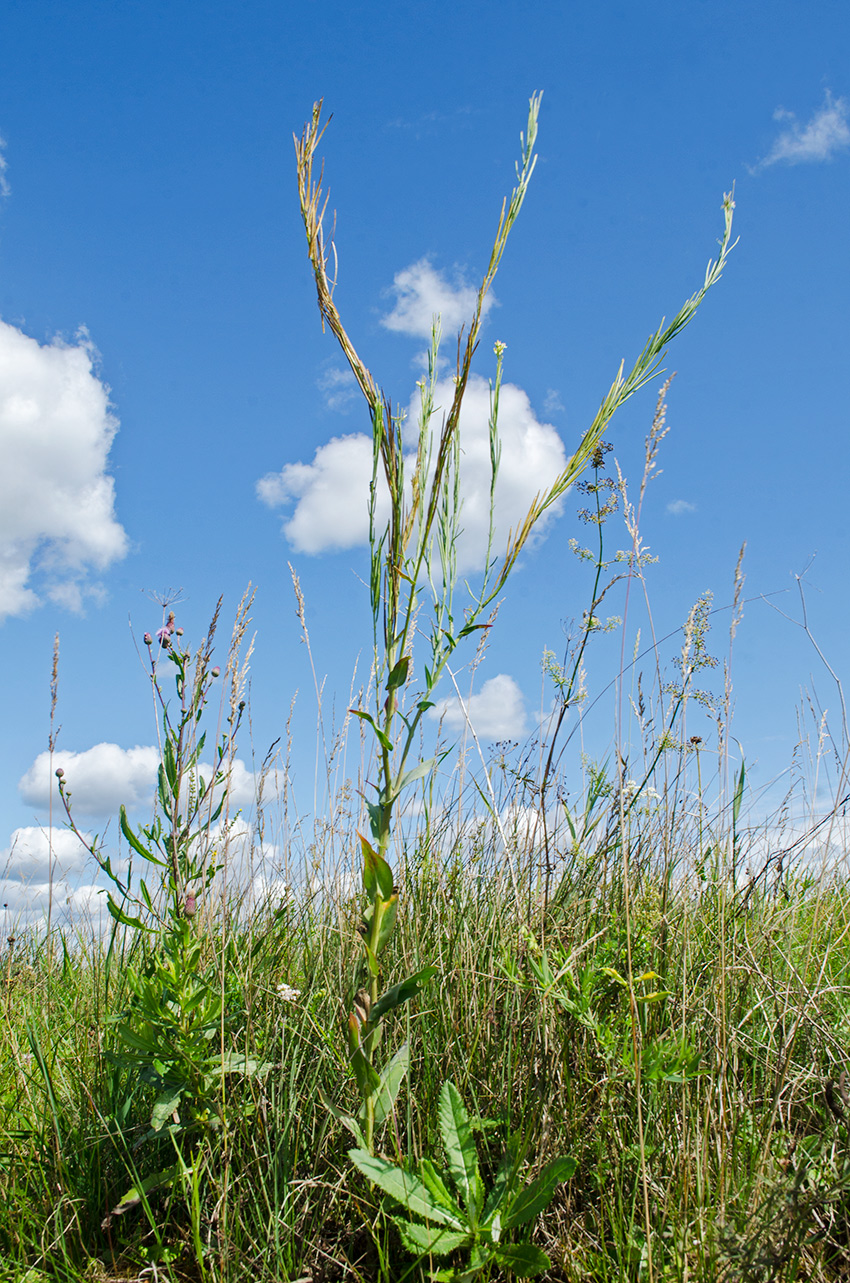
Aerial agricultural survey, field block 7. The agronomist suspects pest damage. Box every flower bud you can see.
[211,667,220,678]
[176,627,184,637]
[183,893,197,918]
[144,633,153,646]
[55,767,65,779]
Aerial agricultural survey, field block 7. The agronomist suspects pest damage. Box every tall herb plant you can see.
[295,93,735,1159]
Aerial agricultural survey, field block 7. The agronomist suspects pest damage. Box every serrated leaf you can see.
[419,1157,462,1215]
[371,966,438,1021]
[502,1157,576,1228]
[348,1150,463,1228]
[439,1081,480,1219]
[393,1217,470,1257]
[494,1242,551,1277]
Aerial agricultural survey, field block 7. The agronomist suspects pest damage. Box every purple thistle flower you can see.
[156,611,176,646]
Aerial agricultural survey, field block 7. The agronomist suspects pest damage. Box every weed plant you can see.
[2,96,850,1283]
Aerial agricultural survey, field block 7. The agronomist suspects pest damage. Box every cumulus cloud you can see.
[667,499,697,516]
[257,432,377,555]
[1,825,90,882]
[380,258,494,339]
[754,91,850,171]
[0,321,127,619]
[20,744,160,815]
[258,375,568,572]
[430,673,527,740]
[19,743,257,818]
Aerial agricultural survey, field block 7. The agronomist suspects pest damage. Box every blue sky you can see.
[1,0,849,921]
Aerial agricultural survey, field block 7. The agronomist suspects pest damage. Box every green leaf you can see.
[318,1087,366,1148]
[439,1081,480,1219]
[395,757,436,795]
[375,894,398,954]
[163,736,178,791]
[482,1136,521,1223]
[348,1150,463,1228]
[350,709,393,753]
[366,800,384,841]
[386,655,410,691]
[371,1042,409,1129]
[151,1085,183,1132]
[360,833,378,899]
[120,805,155,861]
[106,899,148,933]
[104,1164,178,1226]
[359,833,394,900]
[371,966,438,1021]
[420,1158,462,1215]
[494,1242,551,1277]
[502,1157,576,1229]
[393,1218,470,1257]
[732,758,746,828]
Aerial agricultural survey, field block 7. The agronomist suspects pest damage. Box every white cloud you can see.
[755,91,850,170]
[0,321,127,619]
[430,673,527,740]
[318,366,359,412]
[19,743,257,818]
[1,825,90,881]
[667,499,697,516]
[258,375,568,573]
[257,432,379,555]
[543,388,564,414]
[0,135,9,200]
[380,258,494,339]
[20,744,160,815]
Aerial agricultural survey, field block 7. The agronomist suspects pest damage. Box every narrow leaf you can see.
[371,966,438,1021]
[502,1157,576,1229]
[318,1087,366,1148]
[120,806,152,860]
[395,757,436,795]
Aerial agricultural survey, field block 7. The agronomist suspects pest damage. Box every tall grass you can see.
[2,95,850,1283]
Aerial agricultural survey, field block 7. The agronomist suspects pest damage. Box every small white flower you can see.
[276,984,301,1003]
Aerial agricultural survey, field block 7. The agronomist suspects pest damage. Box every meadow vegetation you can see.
[3,97,850,1283]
